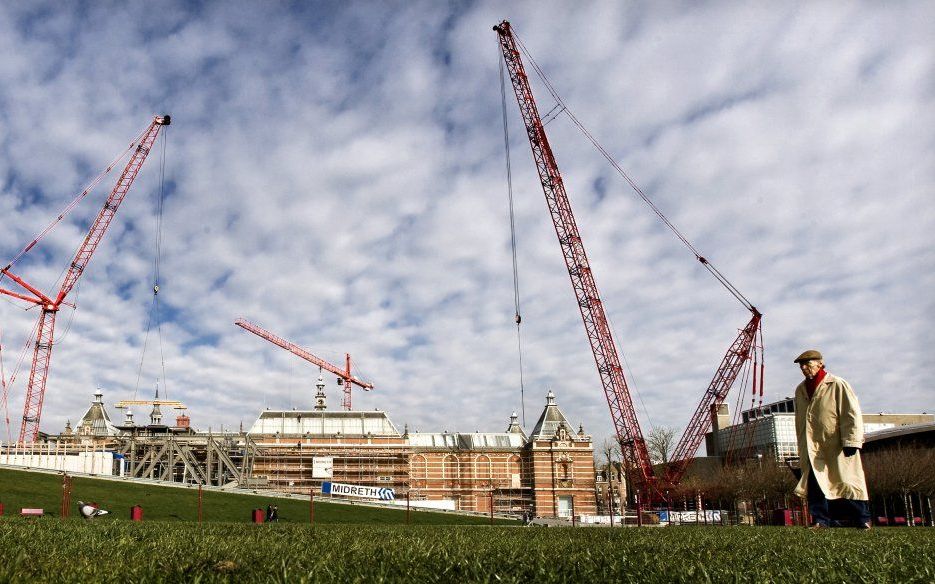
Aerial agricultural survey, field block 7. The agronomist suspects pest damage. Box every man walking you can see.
[792,350,871,529]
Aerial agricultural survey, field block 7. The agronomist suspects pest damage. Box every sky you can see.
[0,1,932,453]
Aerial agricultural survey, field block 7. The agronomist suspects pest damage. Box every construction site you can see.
[0,17,929,525]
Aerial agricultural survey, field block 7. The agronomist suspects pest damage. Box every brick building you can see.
[248,389,596,518]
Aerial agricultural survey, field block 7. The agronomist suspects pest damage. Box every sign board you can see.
[321,481,395,501]
[312,456,333,479]
[660,510,722,523]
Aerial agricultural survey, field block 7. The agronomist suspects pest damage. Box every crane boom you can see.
[494,21,654,482]
[234,319,372,411]
[663,310,761,484]
[9,115,170,442]
[56,116,170,304]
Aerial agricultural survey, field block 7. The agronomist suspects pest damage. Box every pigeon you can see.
[77,501,109,519]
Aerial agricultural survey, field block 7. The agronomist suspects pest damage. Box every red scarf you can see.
[805,368,827,399]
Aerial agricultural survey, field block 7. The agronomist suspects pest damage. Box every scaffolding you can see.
[115,433,257,486]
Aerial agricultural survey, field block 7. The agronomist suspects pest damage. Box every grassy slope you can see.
[0,467,513,525]
[0,522,931,583]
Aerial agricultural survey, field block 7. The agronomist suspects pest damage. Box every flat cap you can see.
[794,349,823,363]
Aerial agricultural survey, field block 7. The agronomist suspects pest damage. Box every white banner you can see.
[312,456,333,478]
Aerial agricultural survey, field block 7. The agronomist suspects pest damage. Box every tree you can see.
[864,446,935,524]
[647,426,678,465]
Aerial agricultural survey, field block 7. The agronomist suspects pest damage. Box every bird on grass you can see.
[77,501,109,519]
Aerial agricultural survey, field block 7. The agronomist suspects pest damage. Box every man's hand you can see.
[843,446,859,457]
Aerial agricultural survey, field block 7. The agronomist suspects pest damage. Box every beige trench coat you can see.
[793,373,869,501]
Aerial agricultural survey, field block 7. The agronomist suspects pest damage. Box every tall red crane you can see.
[0,115,171,442]
[494,21,762,491]
[234,318,373,410]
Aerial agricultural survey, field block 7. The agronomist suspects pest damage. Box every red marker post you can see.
[489,491,494,525]
[309,491,315,525]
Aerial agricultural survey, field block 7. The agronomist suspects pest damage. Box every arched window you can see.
[476,455,492,481]
[410,454,428,479]
[509,455,522,488]
[443,454,459,480]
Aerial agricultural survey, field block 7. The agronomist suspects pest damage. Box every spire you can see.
[507,411,527,438]
[528,390,572,440]
[149,382,163,425]
[314,374,327,410]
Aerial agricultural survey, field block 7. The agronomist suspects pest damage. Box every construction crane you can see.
[0,115,171,442]
[494,21,762,493]
[234,318,373,410]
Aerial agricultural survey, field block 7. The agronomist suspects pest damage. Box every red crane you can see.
[0,115,171,442]
[234,318,373,411]
[494,21,762,491]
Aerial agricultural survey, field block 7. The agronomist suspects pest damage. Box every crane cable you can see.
[500,50,527,427]
[1,122,154,276]
[512,32,756,314]
[501,35,651,431]
[133,127,170,401]
[0,310,42,441]
[0,326,9,443]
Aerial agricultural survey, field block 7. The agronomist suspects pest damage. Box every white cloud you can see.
[0,1,932,457]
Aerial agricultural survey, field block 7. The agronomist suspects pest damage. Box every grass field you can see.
[1,468,933,582]
[0,467,512,525]
[0,521,932,583]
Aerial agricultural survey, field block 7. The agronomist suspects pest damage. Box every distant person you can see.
[269,505,279,522]
[792,350,871,529]
[266,504,273,522]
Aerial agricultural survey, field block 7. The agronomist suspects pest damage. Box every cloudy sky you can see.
[0,1,932,452]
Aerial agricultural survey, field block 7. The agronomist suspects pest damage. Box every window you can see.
[443,455,459,480]
[476,455,492,480]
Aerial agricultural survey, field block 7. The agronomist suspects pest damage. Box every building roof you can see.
[75,390,120,437]
[248,409,401,437]
[408,432,525,449]
[528,390,575,440]
[864,421,935,444]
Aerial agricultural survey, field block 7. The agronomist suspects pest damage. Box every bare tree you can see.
[647,426,679,465]
[864,446,935,525]
[598,437,621,468]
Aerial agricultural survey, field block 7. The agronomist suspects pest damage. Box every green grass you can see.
[2,468,932,582]
[0,467,513,525]
[0,522,931,583]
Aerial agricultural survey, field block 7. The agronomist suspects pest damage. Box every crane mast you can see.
[494,21,654,482]
[0,115,170,442]
[234,319,373,410]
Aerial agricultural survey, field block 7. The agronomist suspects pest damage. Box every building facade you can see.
[38,388,597,518]
[247,390,596,517]
[706,397,934,462]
